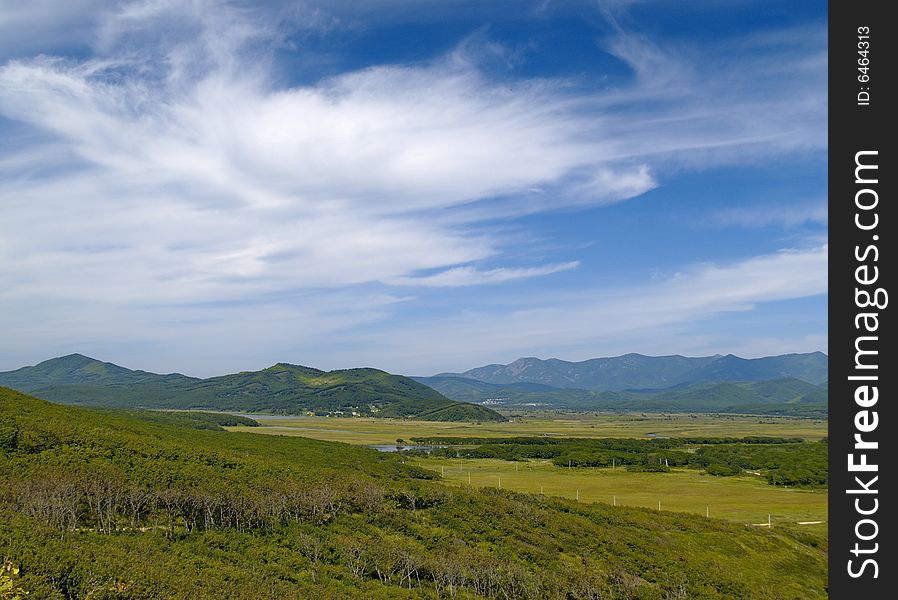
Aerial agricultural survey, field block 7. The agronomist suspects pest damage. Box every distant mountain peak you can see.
[265,362,325,375]
[41,353,103,365]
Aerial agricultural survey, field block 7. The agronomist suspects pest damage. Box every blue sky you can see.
[0,0,827,376]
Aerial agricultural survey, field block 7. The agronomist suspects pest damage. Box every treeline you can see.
[411,436,827,488]
[7,470,395,535]
[691,442,828,487]
[99,410,261,431]
[1,388,827,599]
[411,436,805,446]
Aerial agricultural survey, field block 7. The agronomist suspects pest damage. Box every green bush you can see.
[0,387,828,600]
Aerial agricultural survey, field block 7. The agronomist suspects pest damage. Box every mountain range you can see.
[435,352,828,390]
[0,351,829,419]
[417,352,828,416]
[0,354,504,422]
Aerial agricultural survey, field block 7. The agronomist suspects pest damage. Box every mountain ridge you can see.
[413,375,828,417]
[0,355,504,422]
[436,351,827,390]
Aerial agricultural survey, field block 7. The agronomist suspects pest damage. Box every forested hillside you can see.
[0,355,503,422]
[0,387,827,599]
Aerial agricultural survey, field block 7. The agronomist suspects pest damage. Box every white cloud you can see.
[346,245,828,373]
[390,261,579,287]
[0,246,827,376]
[0,0,827,373]
[0,4,652,314]
[575,165,656,205]
[0,0,115,58]
[710,201,827,228]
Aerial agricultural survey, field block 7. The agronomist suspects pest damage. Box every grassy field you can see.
[227,411,828,444]
[227,411,828,532]
[409,456,828,532]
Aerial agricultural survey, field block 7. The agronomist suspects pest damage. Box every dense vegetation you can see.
[0,354,504,422]
[416,376,828,417]
[98,410,261,431]
[410,436,828,488]
[0,387,826,599]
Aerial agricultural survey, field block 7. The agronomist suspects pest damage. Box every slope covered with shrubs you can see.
[0,387,826,599]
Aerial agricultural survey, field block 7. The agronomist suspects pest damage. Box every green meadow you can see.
[229,411,828,534]
[227,411,828,444]
[409,457,827,531]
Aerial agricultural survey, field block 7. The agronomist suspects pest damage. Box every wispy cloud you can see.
[0,0,114,58]
[710,201,827,228]
[0,0,827,373]
[390,261,579,287]
[352,245,828,372]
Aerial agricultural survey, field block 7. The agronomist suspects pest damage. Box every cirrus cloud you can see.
[0,0,827,374]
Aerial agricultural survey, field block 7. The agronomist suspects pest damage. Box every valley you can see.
[225,411,828,444]
[228,412,828,532]
[0,353,831,598]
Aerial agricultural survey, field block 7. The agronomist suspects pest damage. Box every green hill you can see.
[645,378,827,414]
[411,376,561,402]
[0,387,826,598]
[0,352,197,387]
[0,355,504,422]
